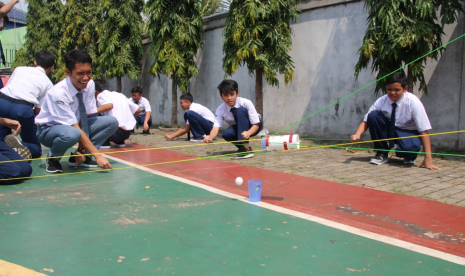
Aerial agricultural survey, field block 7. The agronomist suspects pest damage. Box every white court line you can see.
[105,155,465,266]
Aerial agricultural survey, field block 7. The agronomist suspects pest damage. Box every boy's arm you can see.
[0,0,18,18]
[205,127,220,143]
[97,103,113,114]
[351,121,368,141]
[164,125,190,140]
[134,107,141,117]
[418,130,440,170]
[72,123,113,170]
[143,111,151,131]
[241,124,259,139]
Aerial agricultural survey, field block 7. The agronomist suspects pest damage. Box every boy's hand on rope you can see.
[204,135,213,143]
[350,134,360,141]
[95,155,113,170]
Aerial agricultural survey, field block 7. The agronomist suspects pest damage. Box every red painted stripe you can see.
[289,134,293,143]
[265,136,269,147]
[104,143,465,258]
[283,141,288,150]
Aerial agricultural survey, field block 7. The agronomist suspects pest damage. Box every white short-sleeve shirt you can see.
[363,92,432,132]
[35,78,98,126]
[186,102,216,125]
[213,97,261,128]
[97,90,138,130]
[128,96,151,115]
[1,66,53,108]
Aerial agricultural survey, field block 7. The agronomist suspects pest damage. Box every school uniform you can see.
[364,92,431,160]
[128,96,152,130]
[35,79,118,160]
[185,102,216,138]
[97,90,139,144]
[0,66,53,158]
[214,97,263,147]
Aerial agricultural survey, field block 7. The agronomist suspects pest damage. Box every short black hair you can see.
[65,49,92,72]
[217,79,238,95]
[386,72,408,88]
[94,79,108,92]
[131,86,143,94]
[35,50,55,68]
[180,93,193,103]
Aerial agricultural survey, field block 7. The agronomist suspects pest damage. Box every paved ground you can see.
[2,146,465,275]
[127,128,465,207]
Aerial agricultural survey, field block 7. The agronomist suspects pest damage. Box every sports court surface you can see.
[1,143,465,275]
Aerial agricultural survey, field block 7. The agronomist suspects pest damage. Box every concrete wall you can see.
[109,0,465,149]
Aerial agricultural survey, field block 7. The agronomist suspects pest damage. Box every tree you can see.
[200,0,231,16]
[145,0,204,127]
[222,0,299,117]
[56,0,101,80]
[355,0,464,94]
[96,0,144,92]
[13,0,63,83]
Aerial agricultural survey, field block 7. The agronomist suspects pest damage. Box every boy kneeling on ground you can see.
[204,79,262,159]
[351,72,440,170]
[163,93,216,142]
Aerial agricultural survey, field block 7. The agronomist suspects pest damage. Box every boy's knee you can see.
[235,106,248,116]
[61,128,81,144]
[367,110,383,123]
[185,110,195,119]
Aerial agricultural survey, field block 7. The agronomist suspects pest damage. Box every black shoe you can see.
[231,146,254,159]
[370,152,388,165]
[68,152,99,168]
[100,140,111,149]
[142,129,151,135]
[46,156,63,173]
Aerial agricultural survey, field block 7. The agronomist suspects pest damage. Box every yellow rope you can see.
[1,129,462,182]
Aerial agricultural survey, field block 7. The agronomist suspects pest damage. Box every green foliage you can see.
[222,0,299,87]
[200,0,231,16]
[13,0,63,83]
[56,0,101,80]
[355,0,464,95]
[96,0,144,81]
[145,0,205,92]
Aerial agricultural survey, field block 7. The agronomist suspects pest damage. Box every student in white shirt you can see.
[94,79,141,148]
[163,93,216,142]
[204,79,263,159]
[0,50,54,160]
[129,86,152,134]
[35,49,118,173]
[351,72,439,170]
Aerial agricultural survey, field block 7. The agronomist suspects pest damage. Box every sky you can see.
[14,0,27,12]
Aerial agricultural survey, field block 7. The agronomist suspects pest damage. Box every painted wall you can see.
[109,0,465,150]
[0,26,26,68]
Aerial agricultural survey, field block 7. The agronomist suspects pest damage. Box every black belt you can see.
[0,92,34,107]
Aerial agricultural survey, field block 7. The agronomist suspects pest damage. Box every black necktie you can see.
[389,102,397,148]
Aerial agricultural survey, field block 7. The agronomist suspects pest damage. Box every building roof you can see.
[7,8,26,23]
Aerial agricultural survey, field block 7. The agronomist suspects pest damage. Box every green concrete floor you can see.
[0,156,464,275]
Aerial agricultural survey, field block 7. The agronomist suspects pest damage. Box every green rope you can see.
[272,33,465,136]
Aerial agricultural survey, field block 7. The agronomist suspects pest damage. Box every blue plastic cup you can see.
[248,180,263,202]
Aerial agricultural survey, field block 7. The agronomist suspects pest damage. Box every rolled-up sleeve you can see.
[213,106,223,128]
[244,100,260,125]
[362,99,382,122]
